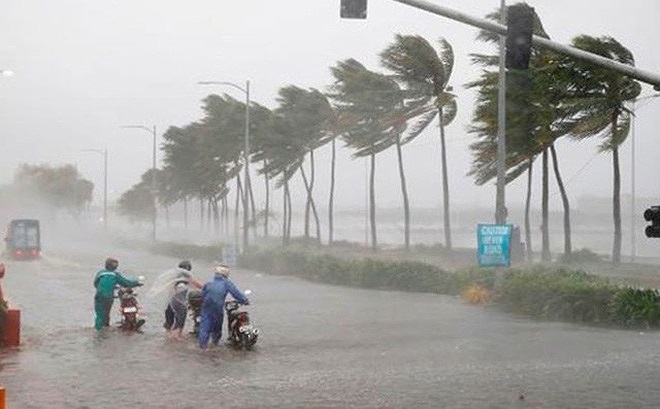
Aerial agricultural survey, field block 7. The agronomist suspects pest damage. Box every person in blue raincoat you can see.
[198,264,249,349]
[93,257,143,331]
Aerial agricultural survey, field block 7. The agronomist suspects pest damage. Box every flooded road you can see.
[3,245,660,408]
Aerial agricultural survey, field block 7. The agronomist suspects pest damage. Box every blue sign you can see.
[476,224,512,267]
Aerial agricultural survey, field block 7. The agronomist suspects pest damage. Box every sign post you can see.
[477,224,512,267]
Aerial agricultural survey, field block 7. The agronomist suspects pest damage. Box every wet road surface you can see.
[2,246,660,408]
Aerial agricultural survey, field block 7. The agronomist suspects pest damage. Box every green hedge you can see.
[241,248,660,329]
[240,248,495,296]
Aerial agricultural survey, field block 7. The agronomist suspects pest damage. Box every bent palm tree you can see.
[380,34,457,250]
[559,35,641,264]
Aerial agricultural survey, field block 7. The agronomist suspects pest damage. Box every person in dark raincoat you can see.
[93,257,143,331]
[198,264,249,349]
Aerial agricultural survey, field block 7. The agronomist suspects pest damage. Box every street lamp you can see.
[121,125,157,242]
[81,149,108,229]
[198,80,251,252]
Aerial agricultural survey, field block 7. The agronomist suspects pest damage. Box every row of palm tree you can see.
[117,4,641,263]
[118,33,458,252]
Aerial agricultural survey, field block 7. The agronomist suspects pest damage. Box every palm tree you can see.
[558,35,641,264]
[248,102,277,237]
[380,34,457,250]
[274,86,337,244]
[330,58,408,251]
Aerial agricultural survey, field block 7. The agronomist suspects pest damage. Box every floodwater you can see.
[3,246,660,408]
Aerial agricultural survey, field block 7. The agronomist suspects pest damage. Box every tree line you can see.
[118,4,641,263]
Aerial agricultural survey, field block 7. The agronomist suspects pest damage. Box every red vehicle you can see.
[5,219,41,261]
[116,286,145,332]
[224,294,258,350]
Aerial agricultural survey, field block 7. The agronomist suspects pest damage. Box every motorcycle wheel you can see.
[123,314,136,331]
[241,333,253,351]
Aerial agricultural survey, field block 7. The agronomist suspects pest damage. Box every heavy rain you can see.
[3,1,660,408]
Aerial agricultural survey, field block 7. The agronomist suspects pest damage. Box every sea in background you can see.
[3,195,658,264]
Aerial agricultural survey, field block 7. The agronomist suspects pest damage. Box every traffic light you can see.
[340,0,367,19]
[505,4,535,70]
[644,206,660,238]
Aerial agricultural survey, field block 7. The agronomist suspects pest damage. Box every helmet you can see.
[214,264,230,277]
[105,257,119,271]
[178,260,192,271]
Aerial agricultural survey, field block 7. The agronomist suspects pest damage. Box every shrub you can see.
[609,288,660,328]
[497,267,617,323]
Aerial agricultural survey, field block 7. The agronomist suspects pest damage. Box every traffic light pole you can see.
[390,0,660,89]
[495,0,507,225]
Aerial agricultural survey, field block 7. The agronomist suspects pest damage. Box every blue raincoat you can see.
[198,274,248,349]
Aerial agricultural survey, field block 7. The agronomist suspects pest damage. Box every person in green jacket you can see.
[93,257,143,331]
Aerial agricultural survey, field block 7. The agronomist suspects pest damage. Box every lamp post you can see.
[121,125,157,242]
[82,149,108,229]
[198,80,251,253]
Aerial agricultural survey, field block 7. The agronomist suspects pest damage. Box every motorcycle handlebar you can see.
[224,300,250,307]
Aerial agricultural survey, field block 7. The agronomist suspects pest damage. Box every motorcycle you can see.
[116,276,146,332]
[187,289,203,335]
[225,290,259,350]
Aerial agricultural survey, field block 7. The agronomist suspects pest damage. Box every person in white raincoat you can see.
[163,260,202,339]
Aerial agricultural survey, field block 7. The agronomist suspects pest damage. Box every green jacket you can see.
[94,269,140,298]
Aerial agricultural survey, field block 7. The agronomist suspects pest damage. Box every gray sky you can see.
[1,0,660,213]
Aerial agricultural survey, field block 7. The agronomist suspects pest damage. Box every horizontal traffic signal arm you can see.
[388,0,660,89]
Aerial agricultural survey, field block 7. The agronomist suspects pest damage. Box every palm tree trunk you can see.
[301,151,320,242]
[264,160,270,238]
[310,150,321,241]
[282,180,288,246]
[550,144,572,258]
[235,173,242,246]
[247,176,258,237]
[183,197,188,230]
[207,197,212,232]
[542,148,551,262]
[299,163,322,244]
[369,151,377,252]
[612,145,622,264]
[286,180,293,245]
[328,138,336,245]
[438,108,452,250]
[304,157,311,240]
[199,197,204,232]
[212,196,220,235]
[395,134,410,250]
[223,195,229,238]
[524,158,533,262]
